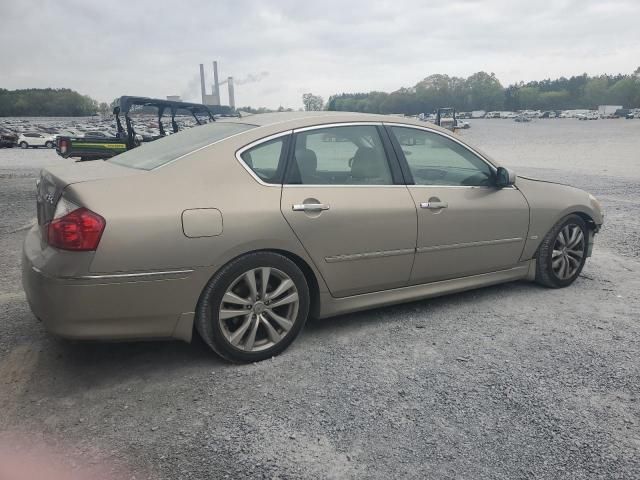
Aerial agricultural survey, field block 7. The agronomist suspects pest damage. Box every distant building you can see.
[166,95,182,102]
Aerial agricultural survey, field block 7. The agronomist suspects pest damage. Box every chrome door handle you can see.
[420,201,448,209]
[292,203,330,212]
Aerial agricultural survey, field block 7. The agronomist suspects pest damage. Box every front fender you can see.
[516,176,603,260]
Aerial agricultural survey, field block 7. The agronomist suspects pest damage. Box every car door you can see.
[386,124,530,285]
[280,124,417,297]
[32,133,45,146]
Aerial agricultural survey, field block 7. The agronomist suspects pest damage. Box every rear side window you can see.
[286,125,393,185]
[239,136,288,184]
[108,122,255,170]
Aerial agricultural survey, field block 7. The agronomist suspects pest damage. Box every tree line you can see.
[0,88,104,116]
[326,68,640,115]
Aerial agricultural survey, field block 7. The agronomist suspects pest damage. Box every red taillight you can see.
[59,139,68,154]
[47,208,105,251]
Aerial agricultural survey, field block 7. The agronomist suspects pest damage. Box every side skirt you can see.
[319,262,532,319]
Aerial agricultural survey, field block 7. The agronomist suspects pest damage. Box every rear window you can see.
[108,122,255,170]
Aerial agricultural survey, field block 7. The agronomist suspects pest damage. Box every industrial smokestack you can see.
[212,61,220,105]
[199,64,206,104]
[227,77,235,109]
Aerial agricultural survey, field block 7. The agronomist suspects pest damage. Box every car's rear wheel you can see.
[19,141,28,149]
[536,214,588,288]
[196,252,310,362]
[45,141,53,148]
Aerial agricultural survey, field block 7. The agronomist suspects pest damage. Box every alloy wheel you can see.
[551,224,585,280]
[218,267,299,352]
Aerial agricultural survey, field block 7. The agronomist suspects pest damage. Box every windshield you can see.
[108,121,255,170]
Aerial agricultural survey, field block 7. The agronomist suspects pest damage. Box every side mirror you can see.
[495,166,516,188]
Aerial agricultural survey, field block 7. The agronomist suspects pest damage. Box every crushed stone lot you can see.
[1,120,639,479]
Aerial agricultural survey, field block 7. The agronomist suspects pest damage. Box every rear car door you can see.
[387,124,530,284]
[279,124,417,297]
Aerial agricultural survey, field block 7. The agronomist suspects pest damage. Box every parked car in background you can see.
[614,109,631,118]
[455,118,471,129]
[84,131,109,138]
[0,127,19,148]
[514,115,531,122]
[22,111,604,363]
[18,132,56,148]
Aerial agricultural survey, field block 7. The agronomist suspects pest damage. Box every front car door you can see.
[280,124,417,297]
[386,124,530,284]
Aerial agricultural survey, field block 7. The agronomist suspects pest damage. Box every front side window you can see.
[240,136,286,184]
[286,125,393,185]
[390,126,493,186]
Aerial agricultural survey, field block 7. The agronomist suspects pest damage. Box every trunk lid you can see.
[36,161,143,226]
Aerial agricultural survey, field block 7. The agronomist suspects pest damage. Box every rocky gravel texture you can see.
[1,120,639,479]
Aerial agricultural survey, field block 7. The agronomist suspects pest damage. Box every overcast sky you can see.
[2,0,639,109]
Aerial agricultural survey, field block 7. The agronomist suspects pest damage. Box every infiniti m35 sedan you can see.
[22,112,604,362]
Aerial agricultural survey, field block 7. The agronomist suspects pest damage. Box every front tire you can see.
[536,214,588,288]
[196,252,310,363]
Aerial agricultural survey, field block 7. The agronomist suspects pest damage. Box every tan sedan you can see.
[22,112,604,362]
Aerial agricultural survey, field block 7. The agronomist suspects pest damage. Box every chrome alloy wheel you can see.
[218,267,299,352]
[551,224,585,280]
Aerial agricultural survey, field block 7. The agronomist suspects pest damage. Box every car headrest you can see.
[351,146,382,179]
[295,148,318,177]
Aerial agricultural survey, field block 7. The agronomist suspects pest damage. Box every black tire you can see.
[45,141,53,148]
[19,141,28,149]
[196,252,310,363]
[536,214,588,288]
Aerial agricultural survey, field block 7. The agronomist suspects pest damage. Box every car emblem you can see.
[44,193,55,205]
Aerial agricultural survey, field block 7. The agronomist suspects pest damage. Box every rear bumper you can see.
[21,226,196,342]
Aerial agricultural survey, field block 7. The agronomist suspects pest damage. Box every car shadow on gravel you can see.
[21,334,225,396]
[305,279,535,334]
[18,276,572,397]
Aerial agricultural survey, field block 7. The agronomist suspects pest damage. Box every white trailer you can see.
[598,105,623,117]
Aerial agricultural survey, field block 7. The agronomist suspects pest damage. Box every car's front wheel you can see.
[536,214,589,288]
[196,252,310,362]
[19,141,28,149]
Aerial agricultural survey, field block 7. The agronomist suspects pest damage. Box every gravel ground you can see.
[1,121,639,479]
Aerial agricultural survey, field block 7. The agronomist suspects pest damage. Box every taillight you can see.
[59,139,68,154]
[47,207,106,251]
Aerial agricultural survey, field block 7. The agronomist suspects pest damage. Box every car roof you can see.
[220,111,450,132]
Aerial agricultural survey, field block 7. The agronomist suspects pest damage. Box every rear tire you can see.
[45,141,54,148]
[19,141,28,149]
[196,252,310,363]
[536,214,588,288]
